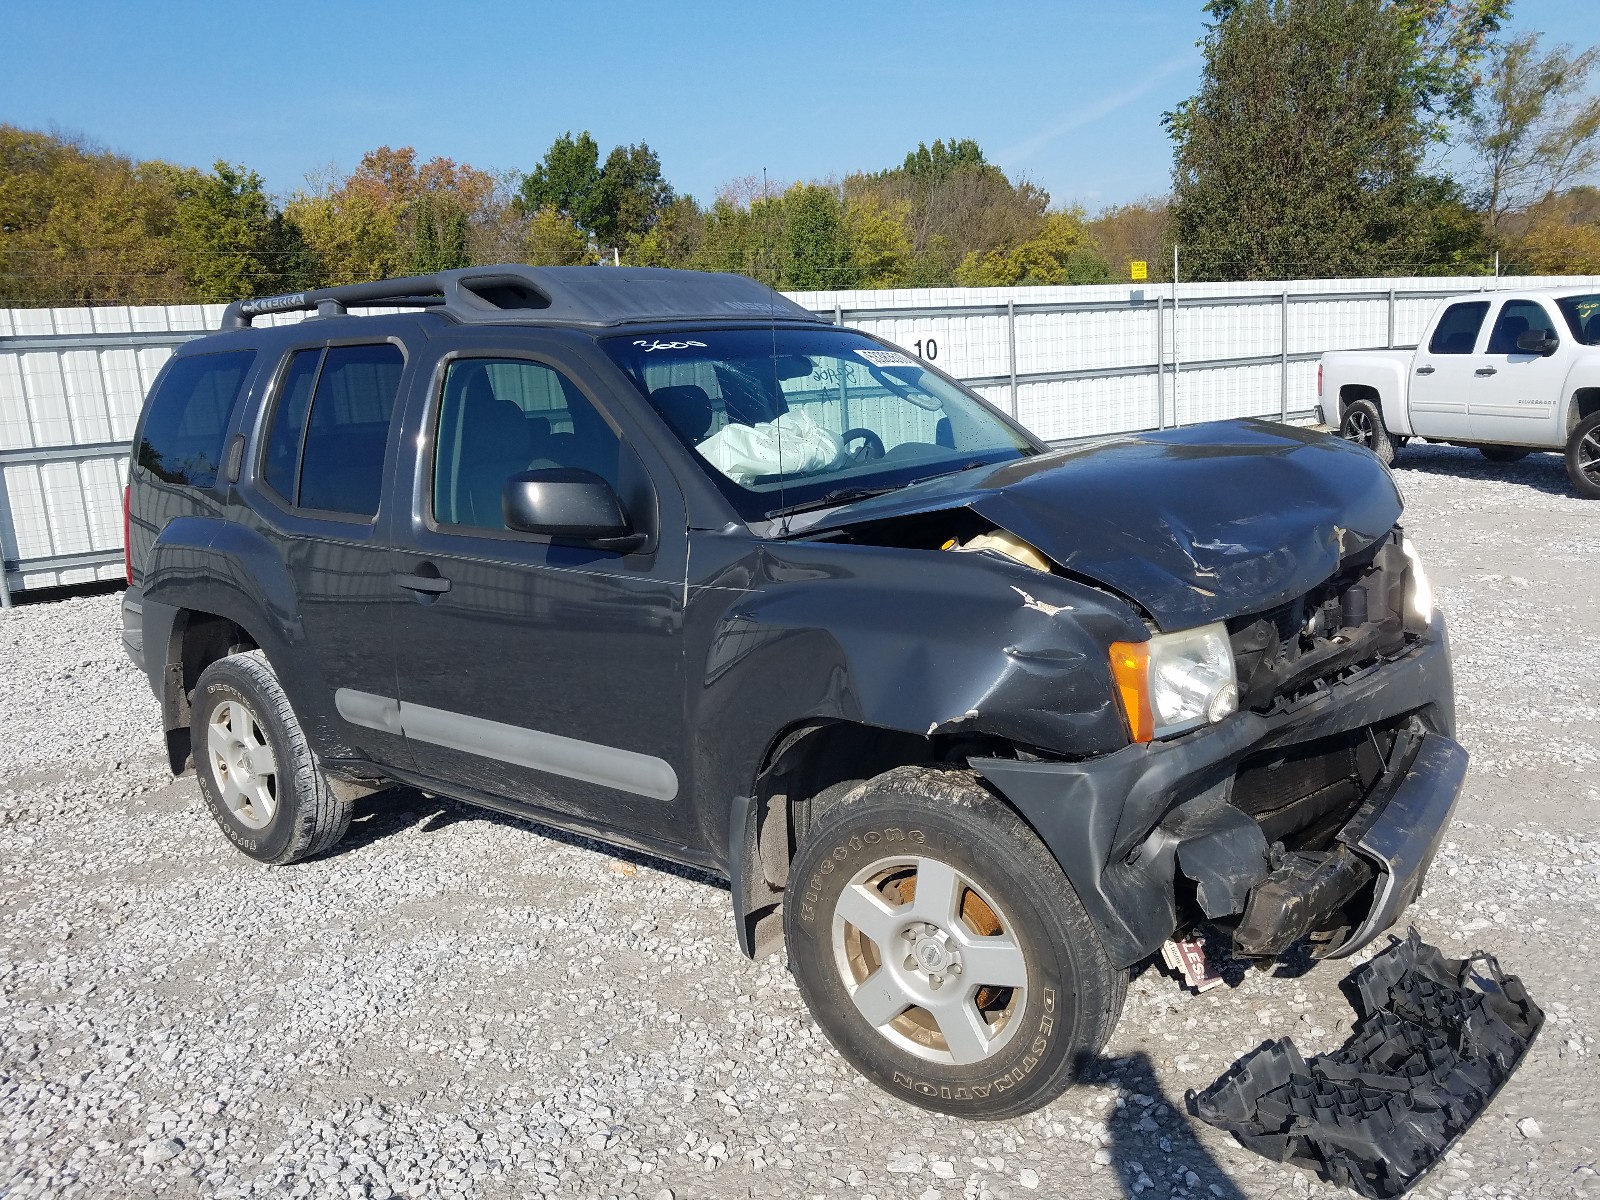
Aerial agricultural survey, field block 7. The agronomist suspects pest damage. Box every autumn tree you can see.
[0,126,189,305]
[285,146,501,284]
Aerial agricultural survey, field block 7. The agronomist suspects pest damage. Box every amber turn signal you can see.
[1109,640,1154,743]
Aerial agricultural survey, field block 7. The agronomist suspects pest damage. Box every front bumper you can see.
[972,623,1461,968]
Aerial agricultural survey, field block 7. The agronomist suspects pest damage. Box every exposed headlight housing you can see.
[1399,539,1433,624]
[1110,622,1239,743]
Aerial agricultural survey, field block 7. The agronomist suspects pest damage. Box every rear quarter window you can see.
[135,351,257,487]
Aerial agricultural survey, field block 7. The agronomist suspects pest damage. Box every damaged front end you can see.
[970,530,1464,969]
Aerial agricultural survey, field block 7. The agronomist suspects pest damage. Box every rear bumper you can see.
[972,622,1461,968]
[121,584,145,672]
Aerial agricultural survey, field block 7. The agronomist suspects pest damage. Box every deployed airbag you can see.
[697,410,844,484]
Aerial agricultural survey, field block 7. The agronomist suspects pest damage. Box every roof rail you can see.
[218,265,825,331]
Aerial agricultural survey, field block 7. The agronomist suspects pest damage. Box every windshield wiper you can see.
[764,485,902,520]
[763,461,995,522]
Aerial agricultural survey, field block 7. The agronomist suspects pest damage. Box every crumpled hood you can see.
[813,419,1404,630]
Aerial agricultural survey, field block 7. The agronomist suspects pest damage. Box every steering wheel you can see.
[841,428,885,463]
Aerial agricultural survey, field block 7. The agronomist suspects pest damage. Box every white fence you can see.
[3,273,1597,602]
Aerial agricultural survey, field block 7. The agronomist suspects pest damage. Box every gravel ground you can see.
[2,441,1598,1200]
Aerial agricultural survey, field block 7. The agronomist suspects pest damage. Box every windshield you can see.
[602,326,1040,521]
[1556,294,1600,344]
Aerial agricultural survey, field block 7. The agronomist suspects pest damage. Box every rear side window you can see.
[260,343,404,518]
[1486,300,1559,355]
[1427,302,1489,355]
[135,351,256,487]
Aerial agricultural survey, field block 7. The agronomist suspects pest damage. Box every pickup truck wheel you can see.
[1339,400,1394,466]
[784,765,1127,1119]
[1568,411,1600,499]
[191,650,353,865]
[1480,446,1531,463]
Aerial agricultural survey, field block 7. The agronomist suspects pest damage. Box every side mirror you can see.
[1516,330,1559,356]
[502,468,644,551]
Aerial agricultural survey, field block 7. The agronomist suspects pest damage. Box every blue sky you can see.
[2,1,1595,213]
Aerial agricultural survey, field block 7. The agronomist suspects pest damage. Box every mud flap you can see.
[1191,930,1543,1198]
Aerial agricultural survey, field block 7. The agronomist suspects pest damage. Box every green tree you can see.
[955,211,1110,286]
[847,196,914,287]
[631,195,705,267]
[901,138,988,179]
[408,191,470,274]
[592,142,675,249]
[779,184,859,290]
[516,131,603,228]
[524,205,591,266]
[1168,0,1450,279]
[1467,33,1600,230]
[172,161,285,301]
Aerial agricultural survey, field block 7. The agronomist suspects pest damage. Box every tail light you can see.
[1317,362,1323,399]
[122,485,132,583]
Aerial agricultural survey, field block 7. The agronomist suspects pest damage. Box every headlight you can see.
[1399,539,1433,623]
[1110,622,1239,742]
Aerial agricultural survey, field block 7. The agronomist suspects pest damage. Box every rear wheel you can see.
[784,765,1127,1119]
[191,650,352,864]
[1479,446,1532,463]
[1567,412,1600,499]
[1340,399,1394,466]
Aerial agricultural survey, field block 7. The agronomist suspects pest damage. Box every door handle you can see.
[1415,366,1435,375]
[393,571,451,594]
[1475,367,1497,377]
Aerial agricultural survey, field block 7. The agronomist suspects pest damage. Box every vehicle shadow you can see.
[1391,442,1578,499]
[324,784,725,889]
[1076,1048,1252,1200]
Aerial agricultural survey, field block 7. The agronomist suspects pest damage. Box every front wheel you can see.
[1479,446,1532,464]
[784,766,1127,1120]
[1339,399,1395,466]
[1567,412,1600,499]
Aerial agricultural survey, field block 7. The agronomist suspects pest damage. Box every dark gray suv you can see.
[122,265,1465,1118]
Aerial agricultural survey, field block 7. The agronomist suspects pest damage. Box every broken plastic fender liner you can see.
[1191,930,1543,1199]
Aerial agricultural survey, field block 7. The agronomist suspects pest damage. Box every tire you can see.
[190,650,352,864]
[784,765,1128,1120]
[1479,446,1531,463]
[1339,399,1395,466]
[1568,411,1600,499]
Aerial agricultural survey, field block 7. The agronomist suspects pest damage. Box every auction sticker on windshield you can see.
[855,348,918,368]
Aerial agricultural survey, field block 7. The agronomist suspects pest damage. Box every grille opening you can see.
[1232,721,1401,851]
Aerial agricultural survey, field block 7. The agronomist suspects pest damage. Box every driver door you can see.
[386,338,694,843]
[1469,298,1567,447]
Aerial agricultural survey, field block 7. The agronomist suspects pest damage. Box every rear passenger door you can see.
[1408,300,1490,440]
[384,337,692,842]
[237,337,414,770]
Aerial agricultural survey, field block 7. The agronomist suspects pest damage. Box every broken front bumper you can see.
[971,623,1462,968]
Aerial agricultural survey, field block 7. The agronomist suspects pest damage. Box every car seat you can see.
[650,384,716,445]
[444,366,533,527]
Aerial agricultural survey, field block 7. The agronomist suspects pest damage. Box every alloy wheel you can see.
[831,855,1029,1066]
[206,698,279,830]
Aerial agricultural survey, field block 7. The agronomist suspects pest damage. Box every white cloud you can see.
[996,52,1198,167]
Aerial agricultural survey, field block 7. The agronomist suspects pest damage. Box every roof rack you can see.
[218,265,826,331]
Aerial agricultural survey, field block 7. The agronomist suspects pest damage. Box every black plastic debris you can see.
[1192,930,1543,1198]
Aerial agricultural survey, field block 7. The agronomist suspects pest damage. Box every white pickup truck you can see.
[1319,287,1600,498]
